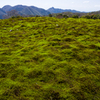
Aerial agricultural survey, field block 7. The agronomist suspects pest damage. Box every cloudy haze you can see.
[0,0,100,12]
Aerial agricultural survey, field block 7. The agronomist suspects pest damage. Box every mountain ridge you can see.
[2,5,12,12]
[47,7,85,13]
[0,5,100,19]
[0,8,6,19]
[0,5,51,19]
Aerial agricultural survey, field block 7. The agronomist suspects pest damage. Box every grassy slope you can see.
[0,17,100,100]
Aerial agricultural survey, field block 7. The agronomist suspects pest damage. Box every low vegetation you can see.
[51,12,100,19]
[0,17,100,100]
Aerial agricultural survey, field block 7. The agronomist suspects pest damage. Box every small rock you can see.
[10,29,12,32]
[56,24,59,26]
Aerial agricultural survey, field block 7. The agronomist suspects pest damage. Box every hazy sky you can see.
[0,0,100,12]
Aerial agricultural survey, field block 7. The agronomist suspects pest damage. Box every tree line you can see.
[49,13,100,19]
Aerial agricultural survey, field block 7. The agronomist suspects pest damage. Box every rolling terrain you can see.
[0,17,100,100]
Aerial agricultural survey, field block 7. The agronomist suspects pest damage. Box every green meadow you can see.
[0,17,100,100]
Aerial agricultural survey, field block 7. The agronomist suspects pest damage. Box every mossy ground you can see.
[0,17,100,100]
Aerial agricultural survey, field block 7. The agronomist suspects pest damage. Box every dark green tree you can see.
[63,15,69,18]
[72,15,79,18]
[49,14,52,17]
[82,15,91,19]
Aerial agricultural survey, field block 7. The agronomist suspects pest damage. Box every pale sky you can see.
[0,0,100,12]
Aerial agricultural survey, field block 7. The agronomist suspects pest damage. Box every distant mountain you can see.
[0,5,99,19]
[20,7,42,16]
[30,6,51,16]
[8,5,27,12]
[0,5,51,19]
[47,7,83,13]
[2,5,12,12]
[20,6,50,16]
[0,9,6,19]
[2,5,50,17]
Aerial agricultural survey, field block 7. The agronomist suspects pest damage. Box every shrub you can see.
[72,15,79,18]
[49,14,52,17]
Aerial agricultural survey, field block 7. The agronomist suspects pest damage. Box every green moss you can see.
[0,17,100,99]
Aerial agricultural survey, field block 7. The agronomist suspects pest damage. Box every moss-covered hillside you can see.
[0,17,100,100]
